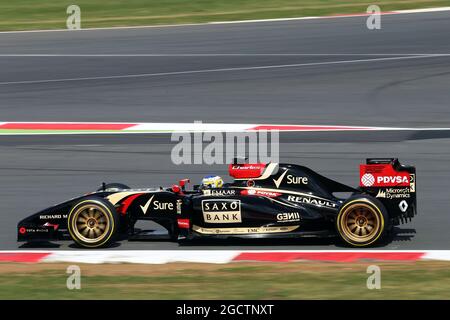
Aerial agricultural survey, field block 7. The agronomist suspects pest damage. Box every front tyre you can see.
[336,196,389,247]
[68,197,119,248]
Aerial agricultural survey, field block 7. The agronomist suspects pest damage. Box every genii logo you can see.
[202,199,242,223]
[276,212,300,222]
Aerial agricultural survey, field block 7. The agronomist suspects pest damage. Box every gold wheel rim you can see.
[340,203,380,243]
[71,204,110,244]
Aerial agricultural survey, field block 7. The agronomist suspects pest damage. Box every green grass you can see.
[0,0,449,31]
[1,261,450,299]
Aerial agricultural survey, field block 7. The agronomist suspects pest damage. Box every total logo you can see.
[176,199,182,214]
[241,189,282,198]
[361,174,410,187]
[273,169,308,188]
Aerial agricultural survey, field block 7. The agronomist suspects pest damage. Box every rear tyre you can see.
[336,195,389,247]
[68,197,119,248]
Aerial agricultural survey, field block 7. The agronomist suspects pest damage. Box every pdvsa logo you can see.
[361,173,375,187]
[361,174,409,187]
[359,164,411,187]
[377,176,409,184]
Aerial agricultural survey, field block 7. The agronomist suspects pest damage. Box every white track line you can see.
[0,7,450,34]
[0,54,446,86]
[0,54,449,57]
[1,122,450,136]
[2,250,450,264]
[396,7,450,14]
[42,250,240,264]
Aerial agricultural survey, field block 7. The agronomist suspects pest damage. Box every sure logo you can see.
[273,169,308,188]
[153,200,174,210]
[140,195,175,214]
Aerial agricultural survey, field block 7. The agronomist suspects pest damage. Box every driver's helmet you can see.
[201,175,224,189]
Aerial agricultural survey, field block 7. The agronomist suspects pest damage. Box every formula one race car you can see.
[18,158,416,248]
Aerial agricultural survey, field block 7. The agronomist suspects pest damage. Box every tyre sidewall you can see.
[68,197,119,248]
[336,195,389,247]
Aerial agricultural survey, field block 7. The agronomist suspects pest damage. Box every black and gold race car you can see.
[18,158,416,248]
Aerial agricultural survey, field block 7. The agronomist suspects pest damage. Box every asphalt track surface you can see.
[1,12,450,249]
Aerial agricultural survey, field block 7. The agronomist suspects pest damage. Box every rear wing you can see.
[360,158,416,224]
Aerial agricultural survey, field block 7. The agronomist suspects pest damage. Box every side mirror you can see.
[179,179,190,191]
[171,184,181,194]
